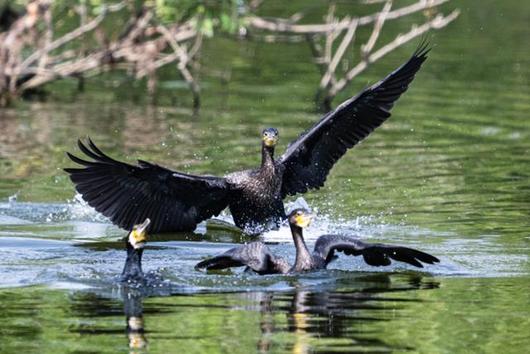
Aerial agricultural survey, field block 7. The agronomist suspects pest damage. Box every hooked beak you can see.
[295,213,313,228]
[130,218,150,248]
[263,136,278,147]
[137,218,151,234]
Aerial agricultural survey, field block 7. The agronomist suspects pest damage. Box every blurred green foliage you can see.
[0,0,248,36]
[155,0,243,35]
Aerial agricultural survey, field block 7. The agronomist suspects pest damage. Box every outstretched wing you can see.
[195,242,289,275]
[279,45,429,197]
[313,234,439,268]
[64,138,230,233]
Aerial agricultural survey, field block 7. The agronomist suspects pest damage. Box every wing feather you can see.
[313,234,439,268]
[195,242,289,275]
[64,138,231,232]
[279,45,429,197]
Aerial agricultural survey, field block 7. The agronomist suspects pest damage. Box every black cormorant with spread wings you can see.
[195,209,439,274]
[65,45,429,234]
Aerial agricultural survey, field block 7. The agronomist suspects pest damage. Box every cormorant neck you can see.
[121,242,144,282]
[261,143,275,168]
[290,224,312,269]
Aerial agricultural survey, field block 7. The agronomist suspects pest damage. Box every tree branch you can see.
[320,19,358,89]
[328,10,460,98]
[361,0,392,57]
[247,0,451,33]
[1,2,202,106]
[19,2,126,72]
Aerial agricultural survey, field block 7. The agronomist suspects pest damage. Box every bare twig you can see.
[1,2,202,106]
[361,0,392,57]
[19,1,126,72]
[324,3,336,67]
[37,3,53,69]
[328,10,460,98]
[247,0,451,34]
[146,24,200,106]
[246,0,458,110]
[0,0,458,111]
[248,0,265,11]
[320,18,358,89]
[361,0,389,4]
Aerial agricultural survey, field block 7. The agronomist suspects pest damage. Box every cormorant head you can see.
[262,128,279,148]
[128,218,151,249]
[288,208,313,228]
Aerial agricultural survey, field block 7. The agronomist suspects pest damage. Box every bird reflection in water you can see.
[245,273,440,354]
[67,273,438,353]
[123,289,148,351]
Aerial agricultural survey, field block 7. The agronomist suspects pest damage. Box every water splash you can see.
[0,198,527,292]
[0,193,107,225]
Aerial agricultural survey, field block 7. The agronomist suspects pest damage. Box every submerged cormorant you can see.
[195,209,439,274]
[65,45,429,234]
[121,218,150,283]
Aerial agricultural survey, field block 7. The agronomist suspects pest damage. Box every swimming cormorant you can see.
[121,218,150,283]
[65,45,429,234]
[195,209,439,274]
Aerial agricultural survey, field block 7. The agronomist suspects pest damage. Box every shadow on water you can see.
[61,273,439,353]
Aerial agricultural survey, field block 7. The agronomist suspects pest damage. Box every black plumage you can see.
[121,219,151,283]
[195,242,290,275]
[195,209,440,274]
[279,44,430,196]
[65,45,429,234]
[65,140,230,233]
